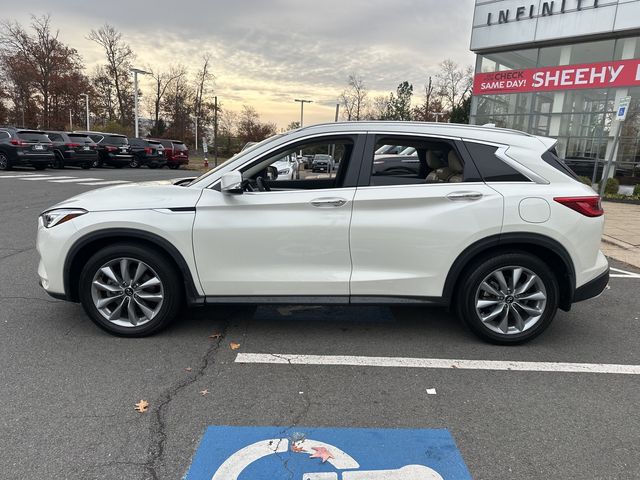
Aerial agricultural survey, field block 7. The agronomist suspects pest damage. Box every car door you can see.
[349,133,504,300]
[192,134,365,299]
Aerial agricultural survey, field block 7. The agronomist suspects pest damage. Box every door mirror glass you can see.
[266,165,278,180]
[221,171,243,194]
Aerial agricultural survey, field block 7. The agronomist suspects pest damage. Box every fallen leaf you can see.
[134,399,149,413]
[200,389,209,396]
[209,332,223,340]
[309,446,334,463]
[184,367,192,372]
[230,342,241,350]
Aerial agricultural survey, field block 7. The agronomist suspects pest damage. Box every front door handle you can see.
[311,197,347,208]
[446,191,483,201]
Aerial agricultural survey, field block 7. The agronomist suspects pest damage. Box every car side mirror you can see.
[221,171,243,194]
[266,165,278,180]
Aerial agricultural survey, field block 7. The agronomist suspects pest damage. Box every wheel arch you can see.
[64,228,203,305]
[443,233,576,311]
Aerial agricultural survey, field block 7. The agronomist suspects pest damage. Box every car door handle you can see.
[311,197,347,208]
[446,191,483,201]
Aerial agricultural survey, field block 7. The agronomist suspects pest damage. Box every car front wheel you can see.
[79,243,183,336]
[0,152,10,170]
[458,252,558,345]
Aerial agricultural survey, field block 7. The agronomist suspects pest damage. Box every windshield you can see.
[68,134,93,144]
[18,131,50,143]
[187,134,284,187]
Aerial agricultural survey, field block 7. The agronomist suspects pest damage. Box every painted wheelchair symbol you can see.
[211,437,444,480]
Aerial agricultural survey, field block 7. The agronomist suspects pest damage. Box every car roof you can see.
[292,121,553,150]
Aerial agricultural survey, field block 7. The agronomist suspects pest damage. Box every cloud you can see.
[5,0,476,126]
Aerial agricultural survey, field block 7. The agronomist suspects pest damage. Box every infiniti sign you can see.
[486,0,600,26]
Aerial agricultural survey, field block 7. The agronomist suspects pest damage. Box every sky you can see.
[8,0,476,128]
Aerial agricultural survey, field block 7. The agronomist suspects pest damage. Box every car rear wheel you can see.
[129,157,141,168]
[78,243,183,337]
[457,252,559,345]
[168,164,179,169]
[92,158,103,168]
[54,154,65,169]
[0,152,10,171]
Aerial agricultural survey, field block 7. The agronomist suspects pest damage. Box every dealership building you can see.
[470,0,640,179]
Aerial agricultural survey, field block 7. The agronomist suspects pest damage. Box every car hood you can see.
[47,179,203,212]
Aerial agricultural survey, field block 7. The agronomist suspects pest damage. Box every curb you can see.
[601,234,637,250]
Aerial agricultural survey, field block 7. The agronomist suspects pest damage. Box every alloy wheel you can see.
[474,266,547,335]
[0,153,8,170]
[90,257,164,327]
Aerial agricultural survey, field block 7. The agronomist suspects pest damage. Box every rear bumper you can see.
[15,151,54,165]
[104,153,133,165]
[573,268,609,303]
[63,152,98,165]
[168,156,189,165]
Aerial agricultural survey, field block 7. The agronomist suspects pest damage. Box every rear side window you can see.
[464,142,530,182]
[18,131,50,143]
[47,133,64,142]
[129,138,142,146]
[541,148,580,180]
[104,135,128,145]
[68,134,93,144]
[0,131,9,140]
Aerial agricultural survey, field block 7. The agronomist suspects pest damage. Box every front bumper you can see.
[573,268,609,303]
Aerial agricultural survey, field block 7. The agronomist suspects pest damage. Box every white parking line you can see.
[76,180,131,186]
[49,178,103,183]
[235,353,640,375]
[0,174,49,178]
[20,176,74,181]
[610,267,640,279]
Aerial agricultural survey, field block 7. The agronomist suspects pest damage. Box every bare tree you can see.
[339,74,368,121]
[0,15,82,127]
[365,95,390,120]
[88,24,135,125]
[435,59,473,111]
[149,65,185,132]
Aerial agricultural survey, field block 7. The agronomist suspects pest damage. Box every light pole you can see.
[69,109,73,131]
[294,99,313,127]
[80,93,89,131]
[191,115,199,152]
[131,68,150,138]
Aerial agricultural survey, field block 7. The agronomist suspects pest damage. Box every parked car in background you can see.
[128,138,167,168]
[44,131,97,169]
[374,144,405,157]
[75,131,132,168]
[271,153,299,180]
[311,154,335,173]
[0,127,54,171]
[149,138,189,169]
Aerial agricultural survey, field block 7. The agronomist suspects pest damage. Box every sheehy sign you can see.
[473,59,640,95]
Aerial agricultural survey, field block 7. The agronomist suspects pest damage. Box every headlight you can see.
[40,208,87,228]
[278,168,291,175]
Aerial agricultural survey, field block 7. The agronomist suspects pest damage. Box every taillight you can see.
[554,196,604,217]
[10,139,27,146]
[105,146,118,152]
[144,147,152,154]
[65,143,81,148]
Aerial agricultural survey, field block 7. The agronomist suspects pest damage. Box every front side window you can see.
[369,135,476,186]
[241,136,354,190]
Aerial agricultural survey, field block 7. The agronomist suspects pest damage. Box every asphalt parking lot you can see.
[1,167,639,479]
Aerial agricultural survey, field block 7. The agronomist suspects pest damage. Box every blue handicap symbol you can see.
[619,106,626,116]
[185,426,472,479]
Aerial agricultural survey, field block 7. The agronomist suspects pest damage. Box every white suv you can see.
[37,122,609,344]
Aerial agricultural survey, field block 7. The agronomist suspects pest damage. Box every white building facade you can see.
[470,0,640,179]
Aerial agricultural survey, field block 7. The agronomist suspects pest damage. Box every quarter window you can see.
[464,142,531,182]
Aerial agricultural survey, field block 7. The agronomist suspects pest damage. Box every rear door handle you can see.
[311,197,347,208]
[446,191,483,201]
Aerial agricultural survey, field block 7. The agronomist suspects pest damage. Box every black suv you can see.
[128,138,167,168]
[44,131,98,169]
[0,127,54,171]
[75,131,132,168]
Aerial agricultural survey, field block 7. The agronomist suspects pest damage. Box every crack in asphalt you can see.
[0,247,35,262]
[144,315,233,480]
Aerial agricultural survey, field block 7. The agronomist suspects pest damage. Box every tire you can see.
[34,164,47,170]
[78,243,183,337]
[129,157,141,168]
[92,158,103,168]
[54,154,65,169]
[457,252,559,345]
[0,152,10,171]
[168,164,179,170]
[81,163,91,170]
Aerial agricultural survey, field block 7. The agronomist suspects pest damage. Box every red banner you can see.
[473,59,640,96]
